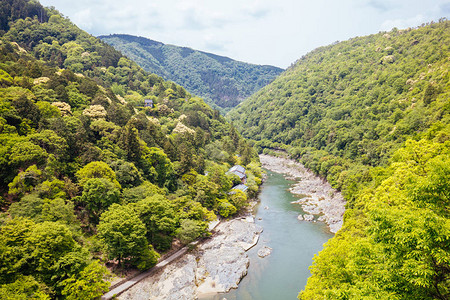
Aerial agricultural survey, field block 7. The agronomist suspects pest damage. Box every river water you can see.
[200,170,333,300]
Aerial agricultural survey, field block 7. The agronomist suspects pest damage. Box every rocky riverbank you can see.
[118,219,262,300]
[259,154,345,233]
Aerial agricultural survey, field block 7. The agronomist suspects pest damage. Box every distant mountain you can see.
[99,34,284,111]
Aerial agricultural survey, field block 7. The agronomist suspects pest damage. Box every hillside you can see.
[0,1,262,298]
[99,34,283,111]
[229,20,450,299]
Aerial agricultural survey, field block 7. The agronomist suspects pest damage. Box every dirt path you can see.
[101,245,192,300]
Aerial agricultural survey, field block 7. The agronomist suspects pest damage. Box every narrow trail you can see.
[101,245,192,300]
[102,220,222,299]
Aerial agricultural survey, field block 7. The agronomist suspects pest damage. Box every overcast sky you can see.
[39,0,450,68]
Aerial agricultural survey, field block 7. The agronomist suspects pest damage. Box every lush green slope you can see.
[99,34,284,111]
[229,21,449,197]
[229,20,450,299]
[0,2,261,299]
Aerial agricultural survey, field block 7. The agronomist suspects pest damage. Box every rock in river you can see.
[303,214,315,222]
[257,246,272,258]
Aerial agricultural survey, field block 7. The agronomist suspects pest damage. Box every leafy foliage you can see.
[61,261,111,300]
[300,139,450,299]
[97,203,156,267]
[227,18,450,300]
[175,219,208,244]
[229,20,450,200]
[0,275,50,300]
[0,1,262,298]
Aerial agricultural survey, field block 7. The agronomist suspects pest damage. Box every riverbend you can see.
[200,165,335,299]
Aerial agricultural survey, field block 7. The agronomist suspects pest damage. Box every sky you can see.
[39,0,450,68]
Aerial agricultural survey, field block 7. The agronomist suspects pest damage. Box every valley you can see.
[99,34,283,112]
[0,1,448,299]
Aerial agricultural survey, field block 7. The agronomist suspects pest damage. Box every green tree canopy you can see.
[77,178,121,224]
[76,161,121,189]
[61,261,111,300]
[97,203,158,268]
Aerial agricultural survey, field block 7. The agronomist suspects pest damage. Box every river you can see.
[199,169,334,300]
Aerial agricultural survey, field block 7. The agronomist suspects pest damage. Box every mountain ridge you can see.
[228,20,450,300]
[99,33,284,111]
[0,1,262,298]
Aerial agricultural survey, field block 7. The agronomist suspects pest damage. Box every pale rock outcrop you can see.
[303,214,315,222]
[118,219,262,299]
[257,246,272,258]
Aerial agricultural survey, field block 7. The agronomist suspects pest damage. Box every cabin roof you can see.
[228,165,246,179]
[232,184,248,192]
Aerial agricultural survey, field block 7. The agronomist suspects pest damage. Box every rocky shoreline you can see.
[117,154,343,299]
[259,154,345,233]
[118,219,263,300]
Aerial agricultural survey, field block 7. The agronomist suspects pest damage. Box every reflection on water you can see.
[199,170,333,300]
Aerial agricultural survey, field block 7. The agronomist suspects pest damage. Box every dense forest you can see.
[0,1,262,299]
[229,20,450,299]
[99,34,283,112]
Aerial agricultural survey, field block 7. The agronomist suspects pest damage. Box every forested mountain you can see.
[99,34,284,112]
[229,20,450,299]
[0,1,261,299]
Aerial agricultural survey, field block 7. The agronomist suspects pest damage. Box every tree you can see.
[41,198,77,225]
[12,96,41,127]
[78,178,120,224]
[8,165,43,197]
[135,195,177,251]
[0,69,13,87]
[228,189,248,211]
[206,163,233,193]
[76,161,121,189]
[300,139,450,299]
[0,275,50,300]
[217,199,237,218]
[422,83,438,105]
[175,219,208,244]
[97,203,158,267]
[109,159,143,188]
[119,124,141,162]
[8,141,47,169]
[35,179,66,200]
[8,194,44,221]
[24,221,77,277]
[28,130,68,158]
[141,146,176,190]
[61,261,110,300]
[0,217,35,283]
[36,101,60,119]
[121,181,164,204]
[192,175,220,209]
[173,197,216,222]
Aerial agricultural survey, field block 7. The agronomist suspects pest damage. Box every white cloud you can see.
[380,14,428,31]
[72,8,93,30]
[39,0,450,68]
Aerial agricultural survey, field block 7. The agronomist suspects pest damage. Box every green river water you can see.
[200,170,333,300]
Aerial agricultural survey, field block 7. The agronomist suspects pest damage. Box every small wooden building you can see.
[228,165,247,184]
[144,99,153,108]
[231,184,248,192]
